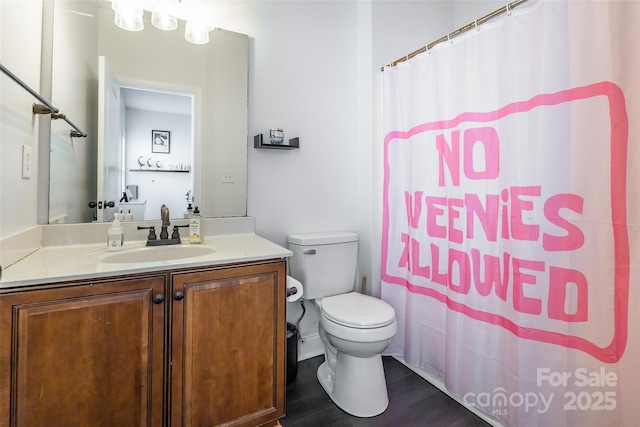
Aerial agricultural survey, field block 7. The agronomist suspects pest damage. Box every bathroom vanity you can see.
[0,227,290,427]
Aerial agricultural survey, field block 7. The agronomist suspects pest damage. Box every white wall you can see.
[124,108,192,220]
[0,1,44,240]
[453,0,507,27]
[242,1,360,247]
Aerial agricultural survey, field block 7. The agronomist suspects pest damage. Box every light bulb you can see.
[151,11,178,31]
[185,20,212,44]
[113,2,144,32]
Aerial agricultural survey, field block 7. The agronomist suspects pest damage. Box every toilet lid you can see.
[321,292,395,329]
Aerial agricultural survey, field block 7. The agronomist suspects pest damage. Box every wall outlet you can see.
[222,171,234,183]
[22,145,32,179]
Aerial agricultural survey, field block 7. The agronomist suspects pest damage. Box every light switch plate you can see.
[22,145,32,179]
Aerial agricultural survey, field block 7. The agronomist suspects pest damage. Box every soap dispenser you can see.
[184,203,194,219]
[107,218,124,251]
[188,206,203,244]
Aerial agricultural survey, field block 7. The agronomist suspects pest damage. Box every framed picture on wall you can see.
[152,130,170,154]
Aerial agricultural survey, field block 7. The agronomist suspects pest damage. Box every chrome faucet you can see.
[137,204,187,246]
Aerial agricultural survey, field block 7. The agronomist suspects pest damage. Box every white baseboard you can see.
[297,333,324,361]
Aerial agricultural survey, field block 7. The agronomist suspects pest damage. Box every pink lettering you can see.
[471,249,510,301]
[448,249,471,294]
[465,193,499,242]
[448,198,464,244]
[426,196,447,238]
[404,191,423,229]
[543,193,585,251]
[512,258,544,315]
[411,237,430,278]
[501,189,509,239]
[398,233,410,269]
[436,130,460,187]
[548,267,588,322]
[431,243,447,287]
[463,127,500,180]
[510,186,541,241]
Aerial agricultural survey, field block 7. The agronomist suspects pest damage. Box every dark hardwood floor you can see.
[281,356,492,427]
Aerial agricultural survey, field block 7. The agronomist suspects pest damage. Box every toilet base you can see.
[317,352,389,417]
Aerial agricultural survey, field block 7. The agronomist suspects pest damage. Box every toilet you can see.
[287,231,397,417]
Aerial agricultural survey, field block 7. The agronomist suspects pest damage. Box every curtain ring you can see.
[447,32,453,44]
[506,2,512,16]
[474,19,480,31]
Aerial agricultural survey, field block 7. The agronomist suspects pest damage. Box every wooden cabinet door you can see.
[170,260,286,427]
[0,276,166,427]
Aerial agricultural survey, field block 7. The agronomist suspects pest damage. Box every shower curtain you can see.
[381,1,639,426]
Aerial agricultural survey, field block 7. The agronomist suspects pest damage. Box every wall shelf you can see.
[254,134,299,150]
[128,169,190,173]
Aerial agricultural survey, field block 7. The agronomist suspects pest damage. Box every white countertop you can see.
[1,233,292,289]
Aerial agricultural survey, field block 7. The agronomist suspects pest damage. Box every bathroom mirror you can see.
[47,0,248,223]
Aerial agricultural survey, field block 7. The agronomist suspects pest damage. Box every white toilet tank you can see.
[287,231,358,300]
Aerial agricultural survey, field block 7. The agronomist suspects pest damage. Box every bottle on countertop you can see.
[124,208,133,221]
[184,203,194,219]
[107,218,124,251]
[188,206,203,244]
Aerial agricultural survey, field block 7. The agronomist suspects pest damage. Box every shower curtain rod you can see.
[384,0,530,70]
[0,63,87,138]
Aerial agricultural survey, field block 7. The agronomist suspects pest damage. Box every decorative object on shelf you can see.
[128,162,191,172]
[152,130,171,153]
[269,128,284,145]
[128,169,190,173]
[254,134,300,150]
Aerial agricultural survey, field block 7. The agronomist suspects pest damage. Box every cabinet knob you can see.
[152,293,165,304]
[173,290,185,301]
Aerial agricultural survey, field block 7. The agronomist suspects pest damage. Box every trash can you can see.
[286,322,298,384]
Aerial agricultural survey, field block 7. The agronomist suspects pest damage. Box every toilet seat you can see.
[320,292,395,329]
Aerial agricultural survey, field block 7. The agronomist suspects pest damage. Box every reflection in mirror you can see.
[47,0,248,224]
[121,87,194,222]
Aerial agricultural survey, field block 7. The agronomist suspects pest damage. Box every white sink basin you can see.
[100,245,215,264]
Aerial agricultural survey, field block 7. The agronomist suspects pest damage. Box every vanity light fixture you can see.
[110,0,213,44]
